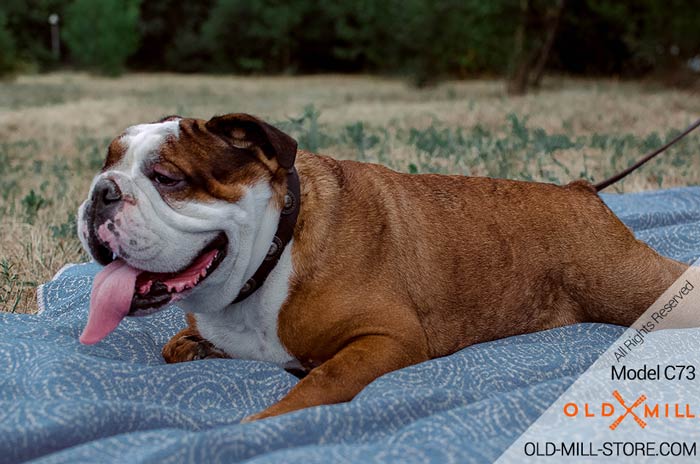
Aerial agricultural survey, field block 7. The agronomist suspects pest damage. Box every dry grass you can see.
[1,72,699,313]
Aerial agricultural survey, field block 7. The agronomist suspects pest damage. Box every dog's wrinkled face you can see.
[77,114,297,320]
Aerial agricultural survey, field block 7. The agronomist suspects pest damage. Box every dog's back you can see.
[291,153,688,357]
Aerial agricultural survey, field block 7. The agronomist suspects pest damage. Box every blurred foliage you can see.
[555,1,700,76]
[200,0,352,73]
[202,0,306,73]
[63,0,141,76]
[0,10,18,76]
[130,0,214,72]
[332,1,519,86]
[194,0,520,83]
[589,0,700,73]
[0,0,698,83]
[1,0,67,72]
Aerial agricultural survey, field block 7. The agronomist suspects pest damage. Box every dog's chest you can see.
[194,246,296,366]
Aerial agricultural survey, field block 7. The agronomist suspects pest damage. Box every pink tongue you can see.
[79,259,140,345]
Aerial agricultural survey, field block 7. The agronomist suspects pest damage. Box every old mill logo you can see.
[563,390,696,430]
[609,391,647,430]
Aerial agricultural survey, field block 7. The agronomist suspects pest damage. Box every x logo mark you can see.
[609,390,647,430]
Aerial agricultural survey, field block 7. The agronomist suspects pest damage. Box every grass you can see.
[1,72,699,313]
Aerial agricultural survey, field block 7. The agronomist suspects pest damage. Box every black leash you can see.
[595,117,700,191]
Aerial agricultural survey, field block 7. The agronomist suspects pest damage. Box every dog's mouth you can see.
[129,233,228,316]
[80,233,228,345]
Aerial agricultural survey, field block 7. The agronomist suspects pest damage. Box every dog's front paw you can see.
[162,329,229,363]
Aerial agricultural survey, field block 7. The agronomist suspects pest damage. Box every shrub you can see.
[202,0,305,73]
[63,0,141,76]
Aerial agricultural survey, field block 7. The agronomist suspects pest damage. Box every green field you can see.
[1,73,699,313]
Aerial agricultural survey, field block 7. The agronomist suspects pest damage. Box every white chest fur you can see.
[194,243,297,366]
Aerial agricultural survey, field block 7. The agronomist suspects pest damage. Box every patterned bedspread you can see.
[1,186,699,463]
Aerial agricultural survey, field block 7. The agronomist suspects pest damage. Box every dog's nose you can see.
[93,178,122,207]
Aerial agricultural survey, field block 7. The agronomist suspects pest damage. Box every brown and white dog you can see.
[77,113,687,422]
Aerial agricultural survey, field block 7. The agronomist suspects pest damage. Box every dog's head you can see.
[77,114,297,325]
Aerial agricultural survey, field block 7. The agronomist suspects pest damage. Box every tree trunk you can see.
[507,0,532,95]
[530,0,566,88]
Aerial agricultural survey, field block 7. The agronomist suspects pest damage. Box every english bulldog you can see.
[77,113,688,422]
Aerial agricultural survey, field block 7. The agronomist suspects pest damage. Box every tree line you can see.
[1,0,698,91]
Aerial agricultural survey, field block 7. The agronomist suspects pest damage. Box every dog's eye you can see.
[150,163,185,188]
[153,173,180,186]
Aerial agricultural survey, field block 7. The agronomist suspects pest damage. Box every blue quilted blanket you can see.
[2,187,699,463]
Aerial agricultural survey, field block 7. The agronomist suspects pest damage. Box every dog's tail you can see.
[594,117,700,192]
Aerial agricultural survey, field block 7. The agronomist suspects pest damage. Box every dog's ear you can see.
[205,113,297,170]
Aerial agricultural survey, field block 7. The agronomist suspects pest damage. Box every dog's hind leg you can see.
[572,244,688,327]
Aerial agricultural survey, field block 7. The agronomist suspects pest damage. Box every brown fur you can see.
[102,117,287,208]
[148,116,686,421]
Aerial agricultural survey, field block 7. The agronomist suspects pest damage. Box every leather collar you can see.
[232,167,300,304]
